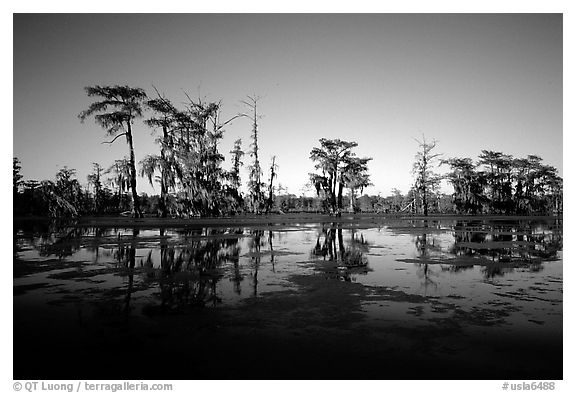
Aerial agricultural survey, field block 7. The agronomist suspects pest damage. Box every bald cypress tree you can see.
[310,138,358,214]
[144,92,178,217]
[412,136,442,216]
[241,95,266,213]
[79,85,148,218]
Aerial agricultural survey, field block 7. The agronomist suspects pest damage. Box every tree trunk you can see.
[265,157,275,214]
[126,122,142,218]
[117,179,123,211]
[328,174,336,213]
[337,228,345,257]
[158,126,169,218]
[159,179,168,218]
[337,182,344,212]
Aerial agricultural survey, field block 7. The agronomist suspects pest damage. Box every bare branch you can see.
[218,114,243,129]
[151,84,164,99]
[101,132,127,145]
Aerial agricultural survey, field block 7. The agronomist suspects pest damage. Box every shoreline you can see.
[13,213,563,229]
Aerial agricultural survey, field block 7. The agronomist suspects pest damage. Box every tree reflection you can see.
[269,230,275,273]
[132,228,244,312]
[451,220,562,264]
[311,225,370,283]
[229,234,243,295]
[248,230,264,297]
[112,228,138,313]
[34,225,88,259]
[414,220,438,292]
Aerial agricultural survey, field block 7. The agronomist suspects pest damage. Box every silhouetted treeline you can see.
[76,85,282,218]
[13,158,164,217]
[13,83,562,218]
[13,154,562,218]
[11,157,440,217]
[443,151,562,215]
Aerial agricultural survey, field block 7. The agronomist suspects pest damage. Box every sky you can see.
[13,13,563,197]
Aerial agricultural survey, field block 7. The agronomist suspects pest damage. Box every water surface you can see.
[13,217,563,379]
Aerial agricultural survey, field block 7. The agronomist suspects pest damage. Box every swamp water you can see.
[14,217,562,379]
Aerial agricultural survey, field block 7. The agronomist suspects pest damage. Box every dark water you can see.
[13,217,562,380]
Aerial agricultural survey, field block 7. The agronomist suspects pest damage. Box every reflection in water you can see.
[13,218,563,379]
[312,226,368,267]
[269,230,275,273]
[413,220,441,293]
[150,229,245,311]
[109,228,139,313]
[249,230,264,297]
[13,219,563,312]
[448,220,562,278]
[310,225,370,282]
[452,220,562,260]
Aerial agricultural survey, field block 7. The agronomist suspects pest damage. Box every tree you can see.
[139,154,174,217]
[37,167,83,218]
[55,167,82,204]
[87,163,104,214]
[443,152,562,215]
[390,188,404,212]
[511,157,532,213]
[443,157,485,214]
[229,138,245,191]
[20,180,43,215]
[241,95,266,213]
[228,138,245,211]
[529,162,562,214]
[13,157,23,199]
[39,181,78,218]
[145,90,179,217]
[265,156,278,214]
[106,158,131,211]
[412,136,442,216]
[341,157,372,212]
[79,85,148,217]
[478,150,514,213]
[309,138,358,214]
[166,94,239,216]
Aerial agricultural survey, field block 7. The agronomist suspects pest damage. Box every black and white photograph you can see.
[10,8,569,387]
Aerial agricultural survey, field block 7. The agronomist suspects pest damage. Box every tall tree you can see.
[145,90,178,217]
[309,138,358,214]
[168,94,239,216]
[79,85,148,217]
[341,157,372,212]
[412,136,442,216]
[241,95,265,213]
[229,138,245,191]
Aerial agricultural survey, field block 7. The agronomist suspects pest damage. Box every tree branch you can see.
[218,114,243,129]
[101,132,127,145]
